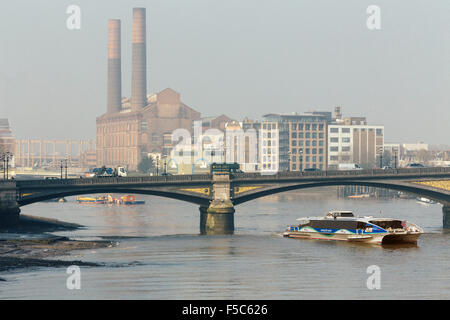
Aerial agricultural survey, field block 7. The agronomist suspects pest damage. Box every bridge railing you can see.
[15,173,213,186]
[232,166,450,180]
[10,167,450,186]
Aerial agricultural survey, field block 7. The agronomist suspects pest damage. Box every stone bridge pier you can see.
[443,204,450,229]
[0,181,20,228]
[200,173,235,235]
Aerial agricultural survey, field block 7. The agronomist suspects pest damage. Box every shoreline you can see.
[0,215,115,281]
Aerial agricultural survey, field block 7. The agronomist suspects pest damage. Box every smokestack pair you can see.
[107,8,147,114]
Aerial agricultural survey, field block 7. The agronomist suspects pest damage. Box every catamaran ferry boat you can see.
[283,210,423,244]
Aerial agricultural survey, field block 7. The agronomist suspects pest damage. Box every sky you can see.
[0,0,449,144]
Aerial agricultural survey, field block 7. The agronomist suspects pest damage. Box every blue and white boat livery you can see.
[283,210,423,244]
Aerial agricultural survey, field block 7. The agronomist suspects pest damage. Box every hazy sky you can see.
[0,0,449,144]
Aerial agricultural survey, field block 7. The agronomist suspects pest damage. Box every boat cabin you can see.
[326,211,355,218]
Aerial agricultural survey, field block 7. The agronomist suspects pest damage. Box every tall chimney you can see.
[131,8,147,111]
[107,19,122,114]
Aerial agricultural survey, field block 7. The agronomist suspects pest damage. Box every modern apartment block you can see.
[327,124,384,168]
[261,113,330,172]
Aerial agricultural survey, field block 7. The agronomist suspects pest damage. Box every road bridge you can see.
[1,167,449,233]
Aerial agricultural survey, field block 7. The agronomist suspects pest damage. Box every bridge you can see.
[1,167,449,233]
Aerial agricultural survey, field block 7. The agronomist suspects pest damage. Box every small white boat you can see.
[416,197,436,204]
[283,210,423,245]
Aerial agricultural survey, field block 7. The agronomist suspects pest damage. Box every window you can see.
[306,140,310,146]
[342,128,350,133]
[305,124,311,130]
[292,164,297,170]
[312,140,317,146]
[330,127,339,133]
[330,146,339,152]
[312,124,317,130]
[298,124,304,130]
[330,156,338,161]
[342,137,350,143]
[140,121,148,131]
[319,140,324,146]
[291,148,297,154]
[319,133,324,139]
[319,124,324,130]
[299,132,304,138]
[306,132,311,138]
[342,146,351,152]
[312,132,317,139]
[306,148,310,154]
[292,124,297,130]
[292,156,297,162]
[330,137,339,143]
[291,132,297,138]
[292,140,297,146]
[376,129,383,136]
[319,148,323,154]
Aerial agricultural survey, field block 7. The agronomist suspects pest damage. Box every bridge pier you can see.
[0,181,20,228]
[443,205,450,229]
[199,172,235,235]
[199,202,235,235]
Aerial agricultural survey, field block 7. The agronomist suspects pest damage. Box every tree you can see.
[138,156,155,174]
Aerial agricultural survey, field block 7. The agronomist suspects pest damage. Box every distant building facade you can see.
[0,119,16,166]
[261,113,330,172]
[97,88,201,170]
[327,124,384,168]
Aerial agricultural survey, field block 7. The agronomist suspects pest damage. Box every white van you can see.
[338,163,362,170]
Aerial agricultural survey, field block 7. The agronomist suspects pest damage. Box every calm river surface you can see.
[0,188,449,299]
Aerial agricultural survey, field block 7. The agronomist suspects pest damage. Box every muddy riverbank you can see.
[0,215,115,281]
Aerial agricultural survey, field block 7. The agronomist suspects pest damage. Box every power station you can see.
[97,8,201,170]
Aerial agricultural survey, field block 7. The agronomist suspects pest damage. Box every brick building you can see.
[96,88,200,170]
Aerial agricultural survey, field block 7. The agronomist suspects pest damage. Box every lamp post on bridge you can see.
[65,159,68,179]
[299,149,303,172]
[394,150,398,169]
[156,156,159,176]
[1,152,13,180]
[287,151,291,172]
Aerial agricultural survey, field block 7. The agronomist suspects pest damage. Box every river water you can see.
[0,188,449,299]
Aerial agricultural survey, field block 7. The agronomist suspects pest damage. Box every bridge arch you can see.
[233,180,450,205]
[18,188,210,207]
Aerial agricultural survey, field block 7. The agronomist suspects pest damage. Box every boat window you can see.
[369,220,403,229]
[310,220,358,229]
[340,212,354,217]
[356,222,367,229]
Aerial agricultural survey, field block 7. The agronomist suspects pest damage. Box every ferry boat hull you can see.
[283,211,423,245]
[283,230,421,244]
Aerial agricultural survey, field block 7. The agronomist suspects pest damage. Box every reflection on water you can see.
[0,188,448,299]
